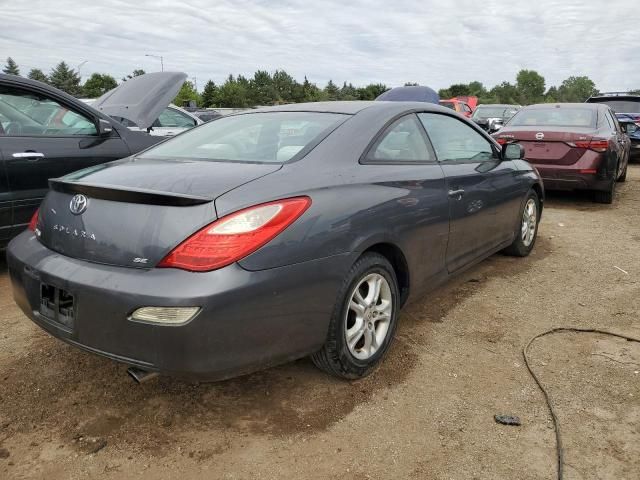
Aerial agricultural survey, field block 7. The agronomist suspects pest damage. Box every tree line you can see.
[4,56,638,109]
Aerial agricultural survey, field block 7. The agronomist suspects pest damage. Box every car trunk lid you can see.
[37,158,281,268]
[495,126,595,165]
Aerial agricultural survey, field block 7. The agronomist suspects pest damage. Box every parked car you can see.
[193,110,224,123]
[494,103,629,203]
[7,101,543,382]
[0,72,187,248]
[113,104,203,136]
[472,104,521,132]
[439,98,473,118]
[586,92,640,160]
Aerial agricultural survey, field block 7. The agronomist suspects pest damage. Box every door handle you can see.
[12,152,45,161]
[448,189,465,199]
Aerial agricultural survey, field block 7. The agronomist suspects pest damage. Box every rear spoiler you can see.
[49,179,213,207]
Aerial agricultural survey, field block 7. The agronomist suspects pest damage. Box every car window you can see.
[609,111,623,134]
[418,113,497,162]
[365,114,432,163]
[139,111,347,163]
[0,86,97,136]
[588,99,640,113]
[154,108,197,128]
[463,104,472,114]
[439,101,456,111]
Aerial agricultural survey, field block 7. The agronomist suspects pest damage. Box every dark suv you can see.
[586,93,640,160]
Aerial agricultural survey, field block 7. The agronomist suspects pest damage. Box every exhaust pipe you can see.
[127,366,159,384]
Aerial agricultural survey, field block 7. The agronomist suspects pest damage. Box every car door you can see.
[0,151,11,246]
[0,84,131,234]
[418,112,525,273]
[607,109,630,176]
[361,113,449,289]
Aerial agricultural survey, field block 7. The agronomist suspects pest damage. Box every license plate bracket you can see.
[40,283,75,330]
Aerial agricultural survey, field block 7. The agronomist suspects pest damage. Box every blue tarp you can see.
[376,86,440,104]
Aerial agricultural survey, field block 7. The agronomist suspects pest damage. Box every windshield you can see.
[508,107,596,128]
[590,99,640,113]
[473,106,519,119]
[139,111,348,163]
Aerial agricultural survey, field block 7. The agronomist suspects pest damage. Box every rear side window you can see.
[139,111,347,163]
[365,114,432,163]
[588,99,640,113]
[418,113,497,162]
[154,107,197,128]
[509,107,596,128]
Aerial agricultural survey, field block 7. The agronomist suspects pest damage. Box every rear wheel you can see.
[311,253,399,379]
[503,190,539,257]
[594,180,615,204]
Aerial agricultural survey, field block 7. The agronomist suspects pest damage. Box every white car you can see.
[82,74,203,137]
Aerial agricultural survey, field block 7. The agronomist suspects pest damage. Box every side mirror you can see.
[97,118,113,136]
[503,143,525,160]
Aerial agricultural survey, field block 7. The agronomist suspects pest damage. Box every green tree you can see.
[272,70,296,103]
[27,68,48,83]
[488,81,520,104]
[324,80,340,100]
[82,73,117,98]
[516,69,545,104]
[3,57,20,75]
[122,69,146,82]
[217,75,249,108]
[557,76,598,102]
[357,83,388,100]
[545,86,559,103]
[200,80,219,107]
[173,80,201,107]
[339,82,358,100]
[249,70,275,105]
[49,61,83,96]
[301,76,322,102]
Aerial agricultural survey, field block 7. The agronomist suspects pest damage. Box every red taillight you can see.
[496,138,507,145]
[579,169,597,174]
[566,139,609,153]
[28,209,39,232]
[158,197,312,272]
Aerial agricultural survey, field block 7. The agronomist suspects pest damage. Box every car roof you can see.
[245,101,454,116]
[522,103,606,111]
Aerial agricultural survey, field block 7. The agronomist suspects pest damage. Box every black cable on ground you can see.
[523,327,640,480]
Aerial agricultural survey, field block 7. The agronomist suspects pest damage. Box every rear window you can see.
[508,107,596,128]
[473,106,518,119]
[588,99,640,113]
[138,111,348,163]
[440,101,456,110]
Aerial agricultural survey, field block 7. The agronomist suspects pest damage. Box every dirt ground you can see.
[1,167,639,480]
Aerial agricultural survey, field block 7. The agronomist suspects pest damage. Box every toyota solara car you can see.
[494,103,629,203]
[7,101,543,382]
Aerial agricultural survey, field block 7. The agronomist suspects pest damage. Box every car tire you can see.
[311,253,399,379]
[594,180,615,204]
[503,190,540,257]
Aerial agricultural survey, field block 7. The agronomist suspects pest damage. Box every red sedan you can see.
[494,103,630,203]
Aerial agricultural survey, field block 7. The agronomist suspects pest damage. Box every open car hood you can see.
[92,72,187,129]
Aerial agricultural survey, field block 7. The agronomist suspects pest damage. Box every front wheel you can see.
[311,253,399,379]
[503,190,539,257]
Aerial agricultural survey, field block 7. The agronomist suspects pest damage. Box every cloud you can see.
[1,0,637,92]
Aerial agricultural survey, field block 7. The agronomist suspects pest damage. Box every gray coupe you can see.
[7,101,543,382]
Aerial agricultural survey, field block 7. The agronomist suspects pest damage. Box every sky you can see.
[1,0,637,92]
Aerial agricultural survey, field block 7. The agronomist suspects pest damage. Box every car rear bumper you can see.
[532,152,614,192]
[7,231,351,380]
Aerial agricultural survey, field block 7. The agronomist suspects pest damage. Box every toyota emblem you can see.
[69,194,88,215]
[535,132,545,140]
